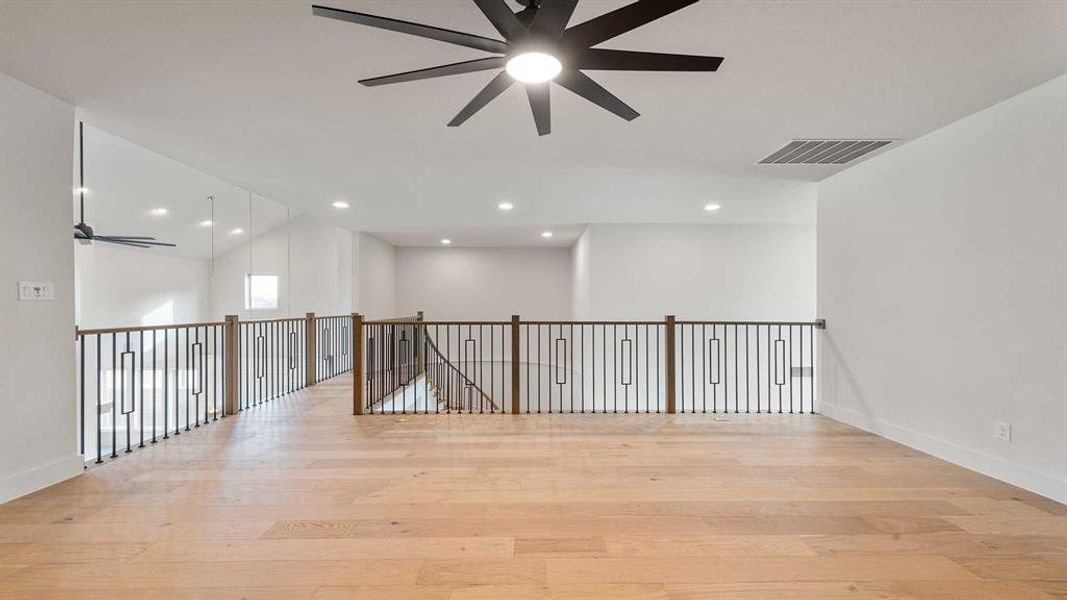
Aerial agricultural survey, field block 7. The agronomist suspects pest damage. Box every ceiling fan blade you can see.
[312,5,508,54]
[448,71,514,127]
[97,236,177,247]
[470,0,527,40]
[563,0,699,48]
[575,48,723,71]
[532,0,580,36]
[360,57,506,87]
[97,239,153,249]
[526,82,551,136]
[94,235,157,240]
[556,69,640,121]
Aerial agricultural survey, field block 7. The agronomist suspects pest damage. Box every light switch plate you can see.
[18,281,55,301]
[994,421,1012,442]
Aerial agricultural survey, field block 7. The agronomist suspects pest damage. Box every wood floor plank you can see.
[2,560,422,590]
[545,556,978,584]
[449,584,670,600]
[131,537,514,562]
[417,558,546,585]
[664,581,1054,599]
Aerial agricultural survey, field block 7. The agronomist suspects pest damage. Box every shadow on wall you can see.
[819,332,876,428]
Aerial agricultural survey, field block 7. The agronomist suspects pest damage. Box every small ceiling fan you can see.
[312,0,723,135]
[73,121,176,249]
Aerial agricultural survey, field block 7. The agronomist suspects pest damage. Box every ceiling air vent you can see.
[759,139,894,164]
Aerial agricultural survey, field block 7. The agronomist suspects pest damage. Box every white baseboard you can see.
[819,402,1066,506]
[0,454,83,504]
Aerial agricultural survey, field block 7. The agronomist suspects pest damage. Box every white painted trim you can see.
[0,454,83,504]
[820,402,1067,506]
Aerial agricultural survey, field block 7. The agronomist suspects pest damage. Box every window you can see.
[244,274,279,310]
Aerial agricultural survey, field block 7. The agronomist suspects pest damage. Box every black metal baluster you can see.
[139,331,145,448]
[569,323,575,414]
[96,335,103,463]
[693,324,699,414]
[213,326,219,420]
[124,332,132,453]
[644,324,650,414]
[756,325,761,414]
[193,327,201,426]
[184,328,191,430]
[776,325,783,414]
[580,324,586,413]
[799,324,805,414]
[151,329,158,441]
[79,333,85,457]
[723,324,729,413]
[785,324,793,414]
[111,332,117,458]
[591,324,596,414]
[655,324,660,414]
[163,329,170,438]
[809,324,815,414]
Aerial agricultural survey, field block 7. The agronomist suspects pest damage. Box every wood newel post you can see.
[510,315,521,415]
[224,315,239,416]
[665,315,677,414]
[353,313,364,415]
[305,312,317,386]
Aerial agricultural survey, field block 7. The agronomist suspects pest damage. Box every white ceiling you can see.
[3,0,1066,246]
[76,123,294,260]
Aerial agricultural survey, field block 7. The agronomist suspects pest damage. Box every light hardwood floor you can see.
[1,377,1065,599]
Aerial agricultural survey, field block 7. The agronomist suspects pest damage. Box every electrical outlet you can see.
[994,421,1012,442]
[18,281,55,301]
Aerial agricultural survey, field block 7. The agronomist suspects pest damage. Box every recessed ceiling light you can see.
[230,228,244,235]
[74,187,89,194]
[199,220,214,227]
[541,231,554,239]
[497,201,515,211]
[704,203,722,212]
[440,238,452,245]
[506,52,563,84]
[332,200,350,209]
[151,208,168,216]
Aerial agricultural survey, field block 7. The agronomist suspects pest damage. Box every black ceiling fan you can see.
[73,121,176,250]
[312,0,722,136]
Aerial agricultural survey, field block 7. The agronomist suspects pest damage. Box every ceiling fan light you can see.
[506,52,562,84]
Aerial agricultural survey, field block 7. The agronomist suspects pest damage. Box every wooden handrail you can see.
[76,320,226,336]
[238,316,306,325]
[364,315,421,324]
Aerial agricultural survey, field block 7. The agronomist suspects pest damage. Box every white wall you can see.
[212,216,353,319]
[395,247,572,320]
[0,73,81,502]
[75,243,212,328]
[576,224,816,320]
[353,232,396,319]
[817,74,1067,503]
[571,227,591,320]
